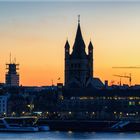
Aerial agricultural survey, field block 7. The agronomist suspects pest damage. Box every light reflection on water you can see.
[0,131,140,140]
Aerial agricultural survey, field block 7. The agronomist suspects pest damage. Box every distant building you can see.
[0,95,8,115]
[5,63,19,87]
[64,17,103,88]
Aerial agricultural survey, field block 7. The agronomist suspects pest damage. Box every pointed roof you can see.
[88,41,93,49]
[65,40,70,49]
[71,22,87,59]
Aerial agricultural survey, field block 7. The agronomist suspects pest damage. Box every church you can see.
[64,17,104,89]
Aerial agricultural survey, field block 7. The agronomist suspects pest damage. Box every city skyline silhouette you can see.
[0,1,140,86]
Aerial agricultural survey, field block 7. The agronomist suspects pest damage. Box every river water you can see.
[0,131,140,140]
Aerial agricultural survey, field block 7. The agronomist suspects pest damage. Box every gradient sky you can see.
[0,1,140,86]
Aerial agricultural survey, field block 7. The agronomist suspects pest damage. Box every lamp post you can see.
[27,104,34,115]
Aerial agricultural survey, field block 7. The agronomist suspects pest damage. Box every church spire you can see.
[71,16,87,59]
[65,39,70,59]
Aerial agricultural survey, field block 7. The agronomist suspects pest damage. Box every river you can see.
[0,131,140,140]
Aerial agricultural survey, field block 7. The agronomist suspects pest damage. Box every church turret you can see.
[88,41,93,58]
[65,40,70,59]
[64,40,70,86]
[88,41,93,77]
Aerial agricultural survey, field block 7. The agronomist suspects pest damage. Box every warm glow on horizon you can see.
[0,2,140,86]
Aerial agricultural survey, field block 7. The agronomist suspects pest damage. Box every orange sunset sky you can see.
[0,1,140,86]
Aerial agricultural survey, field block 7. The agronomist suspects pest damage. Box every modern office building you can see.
[5,62,19,87]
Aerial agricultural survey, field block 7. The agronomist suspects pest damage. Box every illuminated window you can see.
[129,101,135,106]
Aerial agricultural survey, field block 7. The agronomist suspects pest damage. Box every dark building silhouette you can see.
[64,17,103,88]
[5,62,19,87]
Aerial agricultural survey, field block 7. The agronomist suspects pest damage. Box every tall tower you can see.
[5,56,19,87]
[64,16,94,88]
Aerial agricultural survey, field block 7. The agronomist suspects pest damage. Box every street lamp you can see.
[27,104,34,115]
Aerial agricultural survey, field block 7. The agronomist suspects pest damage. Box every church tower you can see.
[64,16,94,88]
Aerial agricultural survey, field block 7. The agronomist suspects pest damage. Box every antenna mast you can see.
[78,15,80,24]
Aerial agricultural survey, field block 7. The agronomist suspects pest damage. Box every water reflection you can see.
[0,132,139,140]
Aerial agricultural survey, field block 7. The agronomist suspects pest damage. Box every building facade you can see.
[0,95,8,116]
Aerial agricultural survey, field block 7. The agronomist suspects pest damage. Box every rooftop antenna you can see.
[78,15,80,24]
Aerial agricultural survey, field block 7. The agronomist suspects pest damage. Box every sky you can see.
[0,1,140,86]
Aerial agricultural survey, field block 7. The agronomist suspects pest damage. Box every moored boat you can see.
[37,118,140,132]
[0,117,49,132]
[0,117,39,132]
